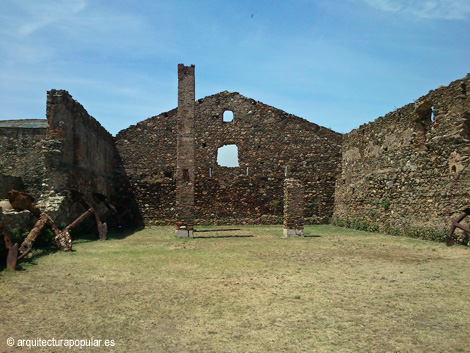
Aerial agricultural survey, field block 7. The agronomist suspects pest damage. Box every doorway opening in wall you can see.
[217,144,239,167]
[223,110,234,123]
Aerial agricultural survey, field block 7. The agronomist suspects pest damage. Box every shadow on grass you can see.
[193,228,253,239]
[72,226,143,243]
[194,234,254,239]
[1,245,63,272]
[194,228,242,233]
[1,226,142,272]
[304,235,322,238]
[106,227,142,240]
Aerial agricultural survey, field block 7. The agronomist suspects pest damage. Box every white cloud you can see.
[14,0,87,37]
[358,0,470,20]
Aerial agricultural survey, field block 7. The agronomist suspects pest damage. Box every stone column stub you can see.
[283,178,304,237]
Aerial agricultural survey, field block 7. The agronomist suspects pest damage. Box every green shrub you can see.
[309,216,320,225]
[330,217,461,245]
[381,198,391,211]
[321,216,330,224]
[331,217,345,228]
[36,227,55,248]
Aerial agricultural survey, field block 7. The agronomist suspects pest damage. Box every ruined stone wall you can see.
[0,121,47,198]
[0,175,24,199]
[334,74,470,236]
[45,90,115,197]
[113,108,178,226]
[115,91,342,225]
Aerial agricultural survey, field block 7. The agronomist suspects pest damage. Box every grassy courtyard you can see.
[1,225,469,352]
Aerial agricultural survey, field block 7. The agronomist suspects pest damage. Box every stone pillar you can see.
[283,178,304,237]
[175,64,195,237]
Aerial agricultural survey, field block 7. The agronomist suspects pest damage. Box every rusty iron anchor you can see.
[92,192,117,218]
[1,222,18,270]
[7,190,71,252]
[5,190,72,269]
[92,192,119,239]
[65,188,108,240]
[446,208,470,246]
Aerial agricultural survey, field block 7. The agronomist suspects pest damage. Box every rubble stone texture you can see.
[0,120,47,198]
[1,66,469,241]
[283,178,304,237]
[0,91,116,228]
[45,90,115,197]
[333,74,470,234]
[115,91,342,225]
[175,64,195,237]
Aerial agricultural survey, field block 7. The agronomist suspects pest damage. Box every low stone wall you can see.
[0,209,35,231]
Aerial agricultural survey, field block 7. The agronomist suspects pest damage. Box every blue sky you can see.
[0,0,469,136]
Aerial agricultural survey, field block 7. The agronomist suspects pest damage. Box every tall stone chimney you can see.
[175,64,195,237]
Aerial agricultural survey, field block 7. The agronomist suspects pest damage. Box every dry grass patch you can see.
[1,225,469,352]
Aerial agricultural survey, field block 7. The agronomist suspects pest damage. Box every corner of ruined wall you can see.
[333,74,470,238]
[44,89,115,197]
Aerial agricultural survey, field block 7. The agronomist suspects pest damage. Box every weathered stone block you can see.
[284,178,304,237]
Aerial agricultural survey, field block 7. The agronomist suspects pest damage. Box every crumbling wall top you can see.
[0,120,47,129]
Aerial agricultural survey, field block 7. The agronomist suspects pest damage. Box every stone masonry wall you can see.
[0,121,47,198]
[3,73,469,239]
[115,91,342,225]
[44,90,115,197]
[113,108,178,226]
[334,74,470,236]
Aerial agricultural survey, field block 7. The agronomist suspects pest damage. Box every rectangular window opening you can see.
[217,144,239,167]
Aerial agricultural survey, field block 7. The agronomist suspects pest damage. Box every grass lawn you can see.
[1,225,469,352]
